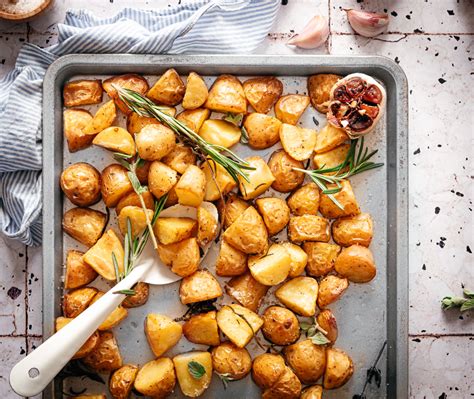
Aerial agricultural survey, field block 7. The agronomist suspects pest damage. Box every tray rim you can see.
[42,53,408,399]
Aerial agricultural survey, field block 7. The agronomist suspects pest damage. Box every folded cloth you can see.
[0,0,280,246]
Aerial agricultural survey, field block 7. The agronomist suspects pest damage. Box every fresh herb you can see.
[300,317,330,345]
[114,86,254,183]
[216,372,235,389]
[113,289,137,296]
[174,300,217,322]
[57,360,105,385]
[294,137,383,209]
[240,125,249,144]
[353,340,387,399]
[223,112,244,126]
[310,331,331,345]
[188,361,206,379]
[441,289,474,312]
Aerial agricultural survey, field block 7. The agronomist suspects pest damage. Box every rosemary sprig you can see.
[441,289,474,312]
[216,372,235,389]
[114,86,254,183]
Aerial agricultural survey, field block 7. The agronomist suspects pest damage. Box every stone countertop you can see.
[0,0,472,398]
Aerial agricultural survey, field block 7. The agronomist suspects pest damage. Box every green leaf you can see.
[240,125,249,144]
[113,289,136,296]
[463,289,474,299]
[310,331,331,345]
[223,113,244,126]
[216,373,234,390]
[188,361,206,379]
[111,252,121,283]
[307,326,316,337]
[127,171,146,195]
[460,298,474,312]
[299,321,313,331]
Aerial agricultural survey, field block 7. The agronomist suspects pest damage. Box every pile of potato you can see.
[60,69,379,399]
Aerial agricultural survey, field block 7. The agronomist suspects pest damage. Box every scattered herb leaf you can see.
[188,361,206,379]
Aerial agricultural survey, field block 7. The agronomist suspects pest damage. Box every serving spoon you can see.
[10,203,218,397]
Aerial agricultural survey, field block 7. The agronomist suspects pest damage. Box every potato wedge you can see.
[279,123,317,161]
[238,156,275,200]
[102,74,149,114]
[135,124,176,161]
[304,242,341,277]
[62,207,107,247]
[243,112,282,149]
[83,100,117,135]
[314,123,349,154]
[90,292,128,331]
[63,79,103,107]
[288,215,330,243]
[268,149,305,193]
[243,76,283,114]
[183,72,209,109]
[216,240,248,277]
[332,212,373,247]
[63,109,94,152]
[162,143,197,175]
[83,229,124,281]
[225,272,269,312]
[175,165,206,207]
[205,74,247,114]
[307,74,341,113]
[202,159,238,201]
[126,112,160,134]
[83,331,123,372]
[211,341,252,380]
[287,182,320,216]
[157,238,200,277]
[313,143,351,170]
[183,311,220,346]
[134,358,176,397]
[255,197,290,236]
[262,367,302,399]
[101,164,133,208]
[252,353,286,389]
[316,309,338,343]
[323,347,354,389]
[109,364,138,399]
[275,94,310,125]
[173,352,212,397]
[92,126,135,156]
[284,339,326,384]
[301,385,323,399]
[197,206,218,247]
[116,190,154,215]
[148,161,178,199]
[248,243,292,286]
[63,287,98,318]
[334,244,376,283]
[220,194,249,229]
[262,306,300,346]
[176,107,210,132]
[317,275,349,308]
[64,250,98,289]
[55,317,99,359]
[147,68,185,106]
[275,276,318,317]
[154,217,197,245]
[117,205,154,238]
[216,304,263,348]
[122,282,149,308]
[179,270,223,305]
[281,242,308,278]
[319,180,360,218]
[60,163,101,207]
[199,119,241,148]
[145,313,182,357]
[136,160,151,184]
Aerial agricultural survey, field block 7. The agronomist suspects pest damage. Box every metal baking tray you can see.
[42,54,408,399]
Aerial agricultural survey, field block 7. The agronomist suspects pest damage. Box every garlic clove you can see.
[345,9,389,38]
[287,15,329,49]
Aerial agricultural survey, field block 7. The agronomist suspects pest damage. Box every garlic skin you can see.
[287,15,329,49]
[346,9,389,38]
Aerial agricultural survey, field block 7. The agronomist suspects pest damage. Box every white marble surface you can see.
[0,0,473,398]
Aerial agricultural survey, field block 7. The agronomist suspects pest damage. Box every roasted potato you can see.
[216,240,248,277]
[101,164,133,208]
[147,68,185,106]
[162,143,197,175]
[288,215,330,243]
[145,313,182,357]
[157,237,200,277]
[183,311,220,346]
[243,112,282,149]
[262,367,302,399]
[252,353,286,389]
[317,309,338,343]
[102,74,149,114]
[274,94,310,125]
[211,341,252,380]
[64,250,98,289]
[72,395,106,399]
[176,108,210,132]
[175,165,206,207]
[134,358,176,397]
[118,206,154,238]
[255,197,290,236]
[304,242,341,277]
[165,185,179,207]
[83,100,117,135]
[268,150,305,193]
[63,287,98,318]
[313,143,351,170]
[60,163,101,207]
[63,79,103,107]
[216,304,263,348]
[135,124,176,161]
[301,385,323,399]
[179,270,223,305]
[196,205,218,247]
[90,292,128,331]
[109,364,138,399]
[243,76,283,114]
[122,282,149,308]
[314,123,349,154]
[319,180,360,218]
[199,119,241,148]
[281,242,308,278]
[248,243,291,286]
[287,183,320,216]
[332,212,373,247]
[173,351,212,397]
[83,331,123,372]
[63,109,94,152]
[205,74,247,114]
[317,275,349,308]
[154,217,197,245]
[55,317,99,359]
[334,244,376,283]
[220,194,249,229]
[323,347,354,389]
[148,161,178,198]
[223,206,268,255]
[262,306,300,346]
[225,272,269,312]
[83,229,124,281]
[275,277,318,317]
[183,72,209,109]
[202,159,237,201]
[284,339,326,384]
[308,74,341,113]
[62,207,107,247]
[116,190,154,215]
[126,112,160,134]
[279,123,317,161]
[135,160,151,184]
[238,156,275,200]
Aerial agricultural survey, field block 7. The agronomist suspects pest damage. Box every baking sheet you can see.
[42,54,408,399]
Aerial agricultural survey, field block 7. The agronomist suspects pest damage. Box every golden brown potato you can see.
[134,358,176,397]
[62,207,107,247]
[90,292,128,331]
[275,277,318,317]
[284,339,326,384]
[72,395,106,399]
[334,244,376,283]
[179,270,223,305]
[313,143,351,170]
[126,112,160,134]
[122,282,149,308]
[279,123,317,161]
[183,72,209,109]
[109,364,138,399]
[147,68,185,106]
[162,143,197,175]
[101,164,133,208]
[304,242,341,277]
[314,123,349,154]
[308,74,341,113]
[173,352,212,397]
[165,185,179,207]
[83,100,117,135]
[176,108,210,132]
[83,229,124,281]
[202,159,237,202]
[197,206,218,247]
[175,165,206,207]
[64,250,98,289]
[282,242,308,278]
[135,160,151,184]
[243,112,282,149]
[268,150,305,193]
[55,317,100,359]
[262,306,300,346]
[118,206,154,238]
[157,237,200,277]
[287,183,320,216]
[317,275,349,308]
[216,240,248,277]
[60,163,101,207]
[211,341,252,380]
[220,194,249,229]
[238,156,275,200]
[262,367,302,399]
[252,353,286,389]
[319,180,360,219]
[145,313,182,357]
[94,126,137,155]
[63,79,103,107]
[216,304,263,348]
[243,76,283,114]
[248,243,291,286]
[275,94,310,125]
[102,74,149,114]
[225,272,269,312]
[135,124,176,161]
[255,197,290,236]
[183,311,220,346]
[83,331,123,372]
[199,119,241,148]
[223,206,268,255]
[205,74,247,114]
[323,347,354,389]
[317,309,338,343]
[116,190,154,215]
[63,109,94,152]
[332,212,373,247]
[148,161,178,199]
[154,217,197,245]
[301,385,323,399]
[288,215,330,243]
[63,287,98,318]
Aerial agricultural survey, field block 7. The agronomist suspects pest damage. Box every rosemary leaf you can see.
[216,372,235,389]
[113,289,136,296]
[112,252,121,283]
[188,361,206,379]
[240,125,249,144]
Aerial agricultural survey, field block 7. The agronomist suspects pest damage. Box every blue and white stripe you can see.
[0,0,280,246]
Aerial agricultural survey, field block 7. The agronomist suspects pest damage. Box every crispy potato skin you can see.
[237,156,275,200]
[63,287,98,318]
[101,164,133,208]
[256,197,290,236]
[262,367,302,399]
[262,306,300,346]
[64,250,98,289]
[314,123,349,154]
[317,309,338,343]
[175,165,206,207]
[275,276,318,317]
[284,339,326,384]
[148,161,178,199]
[274,94,310,125]
[162,143,197,175]
[126,112,160,134]
[317,275,349,308]
[301,385,323,399]
[183,311,220,346]
[62,207,107,247]
[83,331,123,372]
[109,364,138,399]
[244,113,282,149]
[134,358,176,397]
[145,314,182,357]
[220,195,250,229]
[216,240,248,277]
[157,237,200,277]
[334,244,376,283]
[60,163,101,207]
[55,317,100,359]
[304,242,341,277]
[147,68,185,106]
[183,72,209,109]
[135,124,176,161]
[313,143,351,170]
[102,74,149,114]
[211,342,252,380]
[122,282,149,308]
[252,353,286,389]
[179,270,223,305]
[243,76,283,114]
[279,124,317,161]
[63,109,94,152]
[287,183,320,216]
[332,212,373,247]
[197,206,218,247]
[307,74,341,113]
[116,190,154,215]
[268,150,305,193]
[63,79,103,107]
[323,347,354,389]
[205,74,247,114]
[177,108,210,132]
[225,271,269,312]
[288,215,330,243]
[319,180,360,219]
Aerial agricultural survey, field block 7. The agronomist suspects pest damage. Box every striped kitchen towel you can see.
[0,0,280,246]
